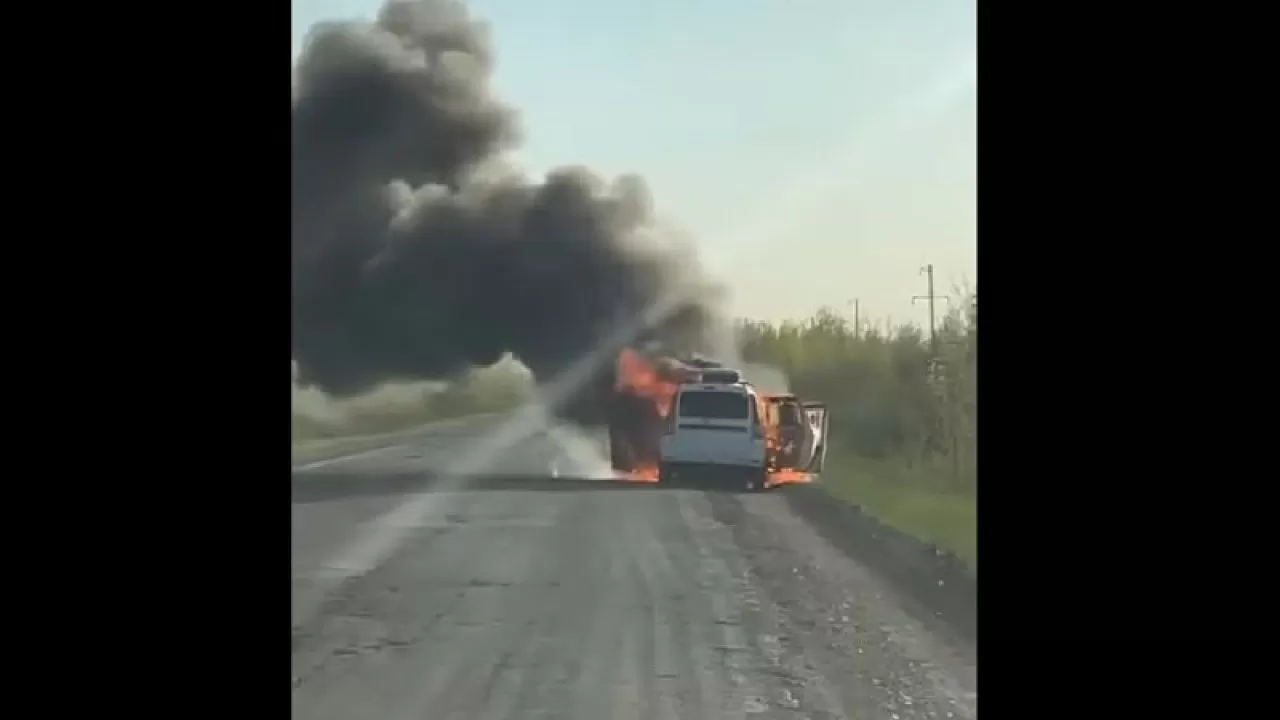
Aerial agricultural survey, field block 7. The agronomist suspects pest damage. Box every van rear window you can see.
[677,391,749,420]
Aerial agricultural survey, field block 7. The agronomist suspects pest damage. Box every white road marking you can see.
[293,443,409,471]
[290,413,502,471]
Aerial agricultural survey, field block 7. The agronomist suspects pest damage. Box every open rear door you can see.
[801,401,830,476]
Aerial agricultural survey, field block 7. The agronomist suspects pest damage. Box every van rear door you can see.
[801,402,830,475]
[662,387,763,466]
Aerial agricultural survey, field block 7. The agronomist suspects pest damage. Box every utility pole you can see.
[913,265,953,474]
[848,298,861,338]
[912,264,949,355]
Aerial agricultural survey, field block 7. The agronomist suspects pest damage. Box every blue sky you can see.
[292,0,976,326]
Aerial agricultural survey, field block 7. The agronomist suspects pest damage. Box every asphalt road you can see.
[291,416,977,720]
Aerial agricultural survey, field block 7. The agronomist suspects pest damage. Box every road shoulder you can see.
[782,484,977,645]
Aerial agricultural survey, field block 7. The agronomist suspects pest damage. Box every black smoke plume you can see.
[292,0,724,420]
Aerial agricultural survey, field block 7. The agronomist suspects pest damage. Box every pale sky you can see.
[291,0,977,328]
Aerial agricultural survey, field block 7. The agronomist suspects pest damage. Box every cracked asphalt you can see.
[291,418,977,719]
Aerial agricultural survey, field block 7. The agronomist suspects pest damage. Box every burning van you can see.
[607,347,829,490]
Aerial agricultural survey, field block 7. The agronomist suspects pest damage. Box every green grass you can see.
[820,444,977,573]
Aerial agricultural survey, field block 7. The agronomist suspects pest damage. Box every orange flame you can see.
[612,349,681,482]
[761,393,814,487]
[766,469,813,487]
[620,464,660,483]
[615,348,680,418]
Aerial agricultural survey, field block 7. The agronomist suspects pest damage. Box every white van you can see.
[657,381,769,491]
